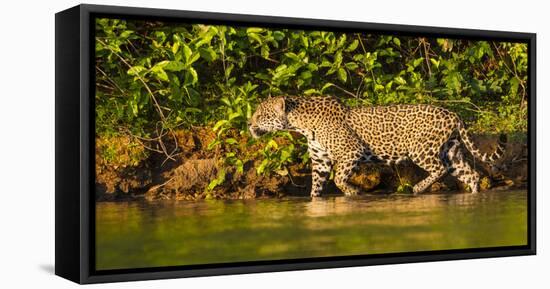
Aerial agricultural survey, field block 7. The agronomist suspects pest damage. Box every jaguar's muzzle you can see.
[249,125,267,139]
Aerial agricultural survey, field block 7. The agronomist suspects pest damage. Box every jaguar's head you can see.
[248,97,288,139]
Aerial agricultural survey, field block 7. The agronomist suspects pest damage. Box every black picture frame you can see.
[55,4,536,284]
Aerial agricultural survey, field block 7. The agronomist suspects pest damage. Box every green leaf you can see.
[220,97,231,106]
[301,35,309,48]
[246,27,263,34]
[188,52,201,65]
[394,76,407,85]
[337,68,347,83]
[284,52,301,62]
[393,37,401,47]
[164,61,186,72]
[235,160,244,174]
[198,47,217,62]
[207,139,221,150]
[246,103,253,119]
[187,67,198,85]
[228,112,242,120]
[430,58,440,69]
[248,32,262,44]
[266,139,278,149]
[225,138,238,145]
[171,41,180,54]
[303,88,319,95]
[337,34,347,48]
[256,159,269,175]
[280,149,292,161]
[413,57,423,67]
[273,31,285,41]
[130,101,138,116]
[321,82,334,92]
[385,81,393,90]
[152,60,170,69]
[320,60,332,67]
[213,120,229,131]
[154,69,168,82]
[127,66,146,76]
[120,30,134,39]
[207,169,226,191]
[510,77,520,95]
[182,44,192,63]
[300,71,312,79]
[344,62,358,70]
[345,39,359,52]
[225,63,234,80]
[306,63,318,71]
[334,52,343,66]
[261,45,270,59]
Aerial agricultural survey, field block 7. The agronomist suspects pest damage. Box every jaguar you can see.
[248,96,506,197]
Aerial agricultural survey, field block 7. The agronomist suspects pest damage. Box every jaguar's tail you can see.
[457,121,507,164]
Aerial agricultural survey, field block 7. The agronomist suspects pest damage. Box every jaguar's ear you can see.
[274,97,285,114]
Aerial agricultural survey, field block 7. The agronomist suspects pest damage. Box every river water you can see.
[96,190,527,270]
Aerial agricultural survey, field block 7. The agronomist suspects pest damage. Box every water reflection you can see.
[96,190,527,270]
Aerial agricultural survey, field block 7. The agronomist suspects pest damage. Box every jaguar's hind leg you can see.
[411,153,447,195]
[446,141,481,193]
[334,156,361,196]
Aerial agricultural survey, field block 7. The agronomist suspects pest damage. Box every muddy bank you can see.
[95,128,528,201]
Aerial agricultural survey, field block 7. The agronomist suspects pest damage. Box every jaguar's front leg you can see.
[309,149,333,197]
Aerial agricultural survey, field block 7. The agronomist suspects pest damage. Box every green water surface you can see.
[96,190,527,270]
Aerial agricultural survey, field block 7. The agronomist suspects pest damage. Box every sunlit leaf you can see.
[337,68,347,83]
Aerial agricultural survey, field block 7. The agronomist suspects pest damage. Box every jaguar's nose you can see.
[249,125,259,139]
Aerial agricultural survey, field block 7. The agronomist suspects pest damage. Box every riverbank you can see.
[95,128,528,201]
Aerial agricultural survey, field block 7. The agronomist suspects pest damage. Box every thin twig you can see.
[420,38,432,76]
[357,34,376,98]
[331,83,358,98]
[286,166,306,188]
[426,97,490,114]
[96,65,125,95]
[218,32,229,85]
[355,76,365,100]
[95,83,116,92]
[126,39,141,56]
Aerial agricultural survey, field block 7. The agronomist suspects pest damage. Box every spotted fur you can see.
[249,96,506,197]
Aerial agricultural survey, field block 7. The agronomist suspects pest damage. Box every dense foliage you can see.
[95,18,528,186]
